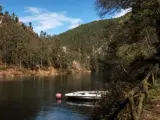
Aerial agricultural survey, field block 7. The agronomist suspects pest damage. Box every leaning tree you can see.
[95,0,160,41]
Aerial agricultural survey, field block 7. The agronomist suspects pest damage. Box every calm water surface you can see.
[0,74,106,120]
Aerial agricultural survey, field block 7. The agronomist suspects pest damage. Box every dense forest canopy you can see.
[58,17,123,70]
[95,0,160,63]
[0,5,73,71]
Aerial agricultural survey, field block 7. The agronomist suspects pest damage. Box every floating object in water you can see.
[65,91,108,100]
[56,93,62,99]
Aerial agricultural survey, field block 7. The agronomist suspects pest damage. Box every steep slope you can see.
[59,18,121,54]
[58,11,158,83]
[0,13,40,67]
[0,11,72,71]
[58,15,130,69]
[58,13,133,58]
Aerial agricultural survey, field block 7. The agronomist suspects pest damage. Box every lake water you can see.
[0,73,106,120]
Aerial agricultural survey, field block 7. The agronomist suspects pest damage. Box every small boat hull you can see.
[65,91,107,100]
[66,96,100,100]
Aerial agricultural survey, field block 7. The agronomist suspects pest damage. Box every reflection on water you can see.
[0,74,106,120]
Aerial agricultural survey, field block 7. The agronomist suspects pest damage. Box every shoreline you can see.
[0,67,91,79]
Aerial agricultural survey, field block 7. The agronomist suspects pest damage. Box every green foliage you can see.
[0,8,73,70]
[0,66,8,71]
[59,18,120,53]
[0,5,132,72]
[1,0,159,75]
[0,5,3,14]
[29,22,32,27]
[92,0,160,119]
[15,16,19,23]
[117,43,154,64]
[58,17,123,70]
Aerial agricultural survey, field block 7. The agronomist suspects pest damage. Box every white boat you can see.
[65,91,108,100]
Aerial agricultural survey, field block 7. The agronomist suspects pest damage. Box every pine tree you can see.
[15,16,19,23]
[29,22,32,29]
[11,13,16,21]
[0,5,3,14]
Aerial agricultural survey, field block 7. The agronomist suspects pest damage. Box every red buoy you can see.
[56,93,62,99]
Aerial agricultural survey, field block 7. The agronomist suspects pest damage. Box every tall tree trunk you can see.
[16,43,18,65]
[41,55,42,68]
[19,56,21,69]
[40,49,42,68]
[137,93,145,119]
[129,95,138,120]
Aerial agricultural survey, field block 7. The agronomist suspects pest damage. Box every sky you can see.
[0,0,131,35]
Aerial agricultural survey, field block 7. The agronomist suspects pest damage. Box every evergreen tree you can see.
[29,22,32,29]
[0,5,3,14]
[22,23,26,29]
[11,13,16,21]
[15,16,19,23]
[4,11,9,17]
[40,31,44,38]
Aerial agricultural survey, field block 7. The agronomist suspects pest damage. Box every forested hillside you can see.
[59,16,128,55]
[58,0,159,84]
[0,0,159,80]
[0,0,160,119]
[58,15,130,70]
[0,6,72,71]
[0,4,134,74]
[0,5,138,75]
[0,10,39,68]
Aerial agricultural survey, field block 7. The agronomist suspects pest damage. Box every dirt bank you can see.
[0,67,59,78]
[0,66,91,79]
